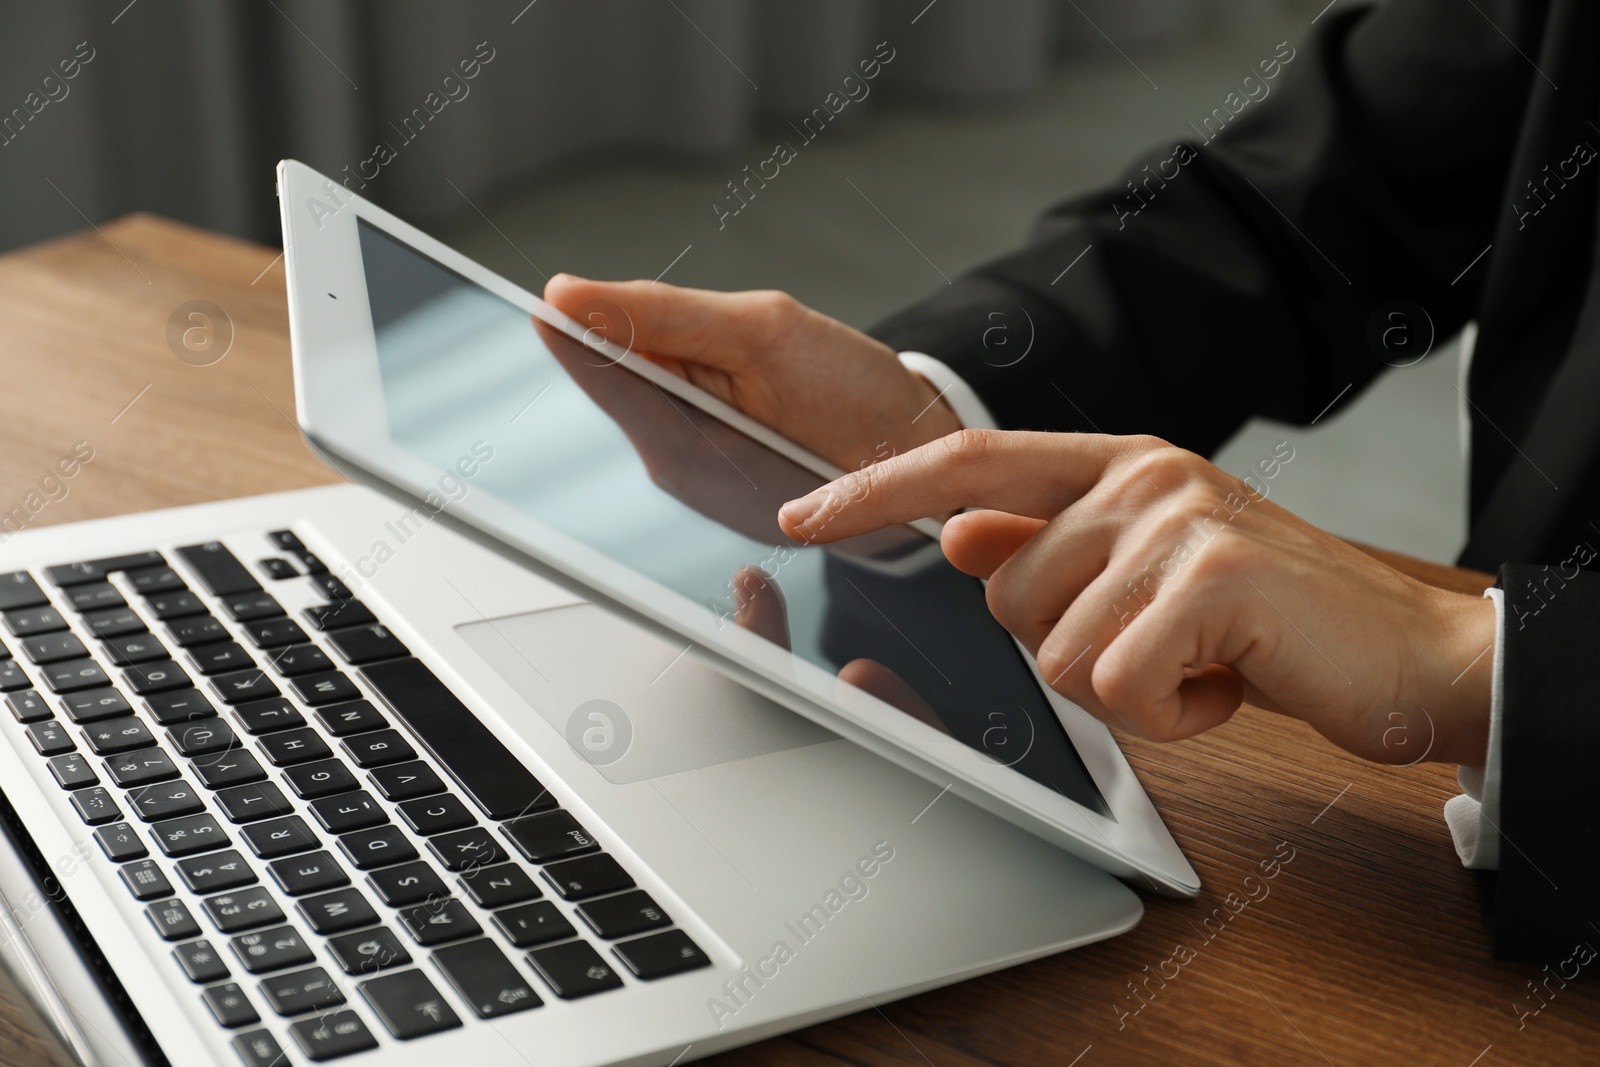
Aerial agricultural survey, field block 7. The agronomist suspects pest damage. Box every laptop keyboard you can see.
[0,531,709,1064]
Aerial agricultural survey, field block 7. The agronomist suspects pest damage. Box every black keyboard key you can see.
[310,790,386,834]
[310,573,352,601]
[290,671,360,706]
[526,940,624,999]
[367,861,447,908]
[64,582,124,612]
[82,715,157,756]
[177,543,261,597]
[70,786,120,825]
[491,901,574,949]
[578,890,672,940]
[502,809,598,864]
[104,747,179,787]
[327,926,411,976]
[0,660,28,691]
[266,642,332,677]
[612,928,710,980]
[282,759,358,799]
[128,779,206,822]
[60,687,132,723]
[83,605,145,638]
[5,689,50,723]
[42,658,110,693]
[542,853,635,902]
[177,849,256,893]
[94,821,148,862]
[458,863,541,909]
[231,926,315,975]
[327,624,408,666]
[3,606,66,636]
[202,982,259,1028]
[215,781,294,824]
[120,859,173,900]
[269,850,349,896]
[21,632,86,664]
[338,825,418,871]
[203,888,286,933]
[211,669,279,705]
[144,688,216,726]
[359,969,462,1040]
[192,749,266,789]
[316,699,387,736]
[188,641,255,676]
[295,550,329,576]
[146,898,202,940]
[368,760,445,802]
[241,617,309,649]
[166,615,227,648]
[240,816,319,859]
[0,572,48,611]
[427,828,507,873]
[259,557,298,581]
[342,729,414,769]
[150,813,229,857]
[102,632,168,667]
[363,657,553,821]
[432,937,542,1018]
[145,590,205,620]
[397,794,475,836]
[45,552,166,586]
[287,1009,377,1060]
[167,717,237,757]
[298,888,378,934]
[47,752,97,788]
[305,600,374,632]
[27,720,75,755]
[232,1030,287,1067]
[127,564,185,595]
[268,530,305,552]
[123,659,191,695]
[231,697,305,734]
[257,727,330,766]
[261,965,345,1015]
[173,939,230,983]
[397,899,480,946]
[222,591,283,622]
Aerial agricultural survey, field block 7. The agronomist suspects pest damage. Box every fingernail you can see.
[779,489,828,532]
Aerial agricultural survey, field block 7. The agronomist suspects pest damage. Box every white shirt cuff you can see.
[897,352,999,431]
[1443,586,1503,870]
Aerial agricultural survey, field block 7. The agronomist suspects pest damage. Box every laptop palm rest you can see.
[456,603,833,784]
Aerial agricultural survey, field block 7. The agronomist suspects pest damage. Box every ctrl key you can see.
[288,1009,378,1061]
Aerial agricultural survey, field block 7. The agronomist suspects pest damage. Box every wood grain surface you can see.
[0,217,1593,1067]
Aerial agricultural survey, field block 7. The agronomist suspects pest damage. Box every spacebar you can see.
[360,658,553,821]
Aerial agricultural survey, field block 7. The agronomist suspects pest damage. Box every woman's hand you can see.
[542,275,961,471]
[777,430,1497,766]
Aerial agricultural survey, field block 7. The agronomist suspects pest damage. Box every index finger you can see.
[777,429,1145,543]
[542,274,803,371]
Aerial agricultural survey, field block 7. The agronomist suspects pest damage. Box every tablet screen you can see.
[356,219,1108,816]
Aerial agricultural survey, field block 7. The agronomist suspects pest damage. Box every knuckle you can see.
[747,289,801,324]
[937,427,999,468]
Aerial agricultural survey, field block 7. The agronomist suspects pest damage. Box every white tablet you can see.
[276,159,1200,896]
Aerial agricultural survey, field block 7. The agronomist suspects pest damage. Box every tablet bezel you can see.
[276,158,1200,897]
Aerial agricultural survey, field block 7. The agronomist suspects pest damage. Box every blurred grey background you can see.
[0,0,1467,563]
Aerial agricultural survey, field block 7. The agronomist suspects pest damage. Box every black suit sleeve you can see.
[869,0,1542,455]
[1488,564,1600,963]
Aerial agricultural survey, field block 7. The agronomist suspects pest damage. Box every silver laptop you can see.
[0,167,1178,1066]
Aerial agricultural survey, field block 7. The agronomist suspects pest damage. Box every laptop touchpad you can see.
[455,603,833,784]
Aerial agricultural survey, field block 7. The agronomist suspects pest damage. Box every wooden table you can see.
[1,217,1594,1066]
